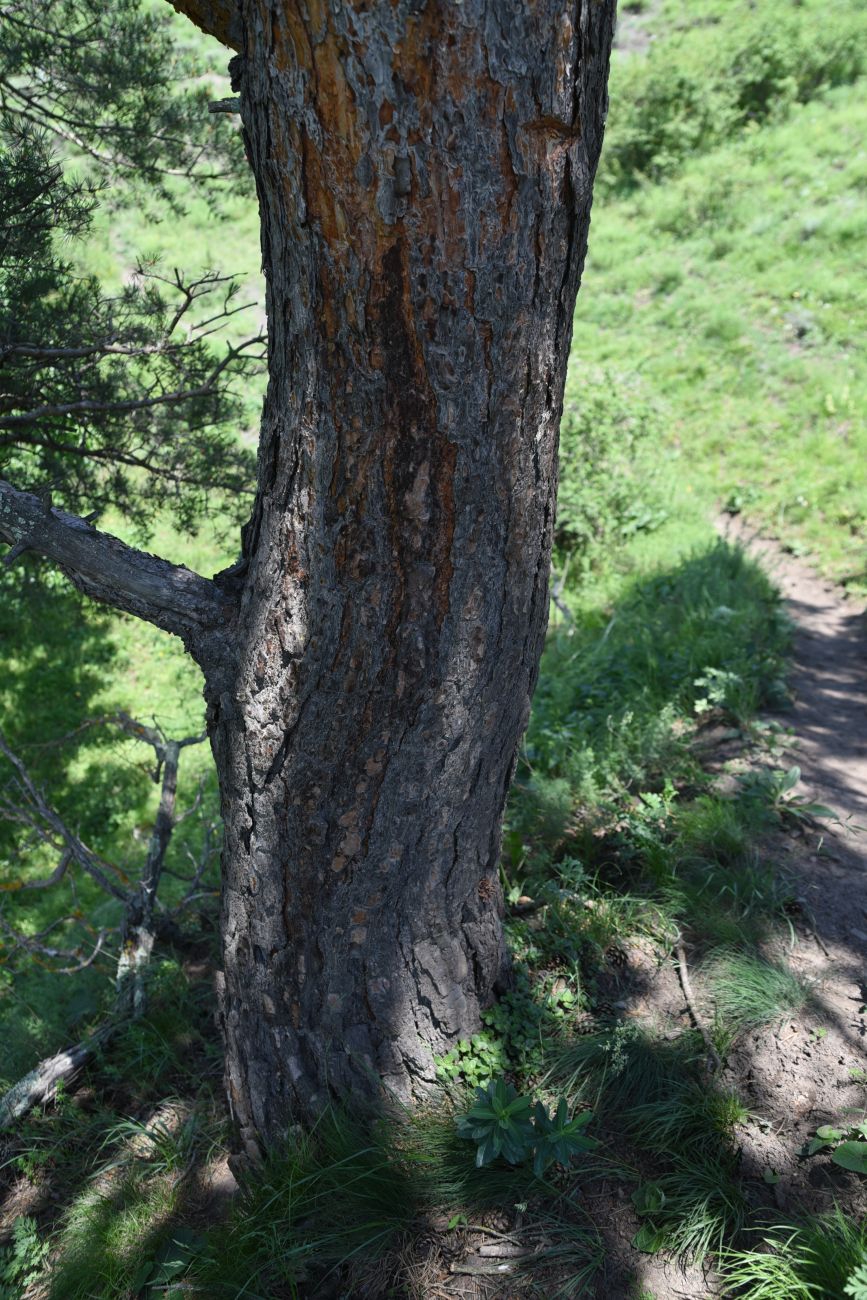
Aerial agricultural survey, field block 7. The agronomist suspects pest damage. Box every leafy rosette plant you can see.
[456,1078,598,1174]
[531,1096,599,1176]
[456,1079,536,1167]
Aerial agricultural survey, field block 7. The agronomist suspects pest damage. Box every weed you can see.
[631,1156,749,1263]
[456,1079,598,1176]
[435,1031,508,1088]
[0,1217,48,1300]
[191,1104,600,1297]
[736,765,839,827]
[807,1120,867,1175]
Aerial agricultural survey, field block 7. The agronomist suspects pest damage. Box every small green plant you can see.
[0,1217,49,1299]
[807,1121,867,1174]
[435,1032,507,1087]
[702,948,810,1033]
[845,1260,867,1299]
[693,667,746,719]
[456,1079,598,1175]
[719,1208,867,1297]
[629,1158,749,1263]
[737,766,837,827]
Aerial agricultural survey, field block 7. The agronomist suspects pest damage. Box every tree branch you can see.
[166,0,243,51]
[0,479,234,648]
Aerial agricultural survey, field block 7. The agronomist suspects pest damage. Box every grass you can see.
[718,1207,867,1298]
[701,948,811,1035]
[544,1028,750,1265]
[574,74,867,592]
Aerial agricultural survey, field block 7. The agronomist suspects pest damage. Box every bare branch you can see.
[0,913,108,973]
[0,717,213,1126]
[0,479,234,647]
[0,847,72,893]
[0,732,131,904]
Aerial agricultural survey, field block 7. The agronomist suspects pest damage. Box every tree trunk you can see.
[199,0,614,1157]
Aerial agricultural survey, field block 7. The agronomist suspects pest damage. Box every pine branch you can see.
[0,479,234,649]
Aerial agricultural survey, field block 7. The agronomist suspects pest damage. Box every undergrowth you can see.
[718,1207,867,1298]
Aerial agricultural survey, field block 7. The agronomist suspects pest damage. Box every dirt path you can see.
[612,520,867,1300]
[714,517,867,1181]
[720,514,867,830]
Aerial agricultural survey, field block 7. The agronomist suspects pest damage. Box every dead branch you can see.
[0,717,212,1126]
[675,935,723,1073]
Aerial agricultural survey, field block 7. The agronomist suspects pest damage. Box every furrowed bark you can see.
[166,0,242,49]
[0,479,234,658]
[206,0,614,1155]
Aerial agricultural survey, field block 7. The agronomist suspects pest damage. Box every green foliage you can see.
[629,1158,749,1263]
[547,1027,750,1263]
[555,370,667,570]
[47,1169,188,1300]
[701,948,810,1034]
[807,1120,867,1174]
[456,1079,598,1176]
[719,1208,867,1298]
[846,1261,867,1300]
[575,71,867,594]
[530,1097,599,1177]
[455,1078,536,1167]
[516,540,789,811]
[0,0,260,534]
[737,765,839,827]
[602,0,866,191]
[435,1031,507,1088]
[0,122,258,534]
[0,1217,49,1300]
[191,1105,597,1297]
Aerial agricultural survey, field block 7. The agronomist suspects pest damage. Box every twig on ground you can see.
[675,935,723,1073]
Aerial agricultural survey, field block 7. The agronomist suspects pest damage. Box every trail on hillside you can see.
[586,521,867,1300]
[713,515,867,1194]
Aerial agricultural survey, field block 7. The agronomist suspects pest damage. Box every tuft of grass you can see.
[718,1207,867,1298]
[624,1083,748,1161]
[632,1157,750,1264]
[701,948,810,1034]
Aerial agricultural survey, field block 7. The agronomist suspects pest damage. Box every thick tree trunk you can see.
[203,0,614,1157]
